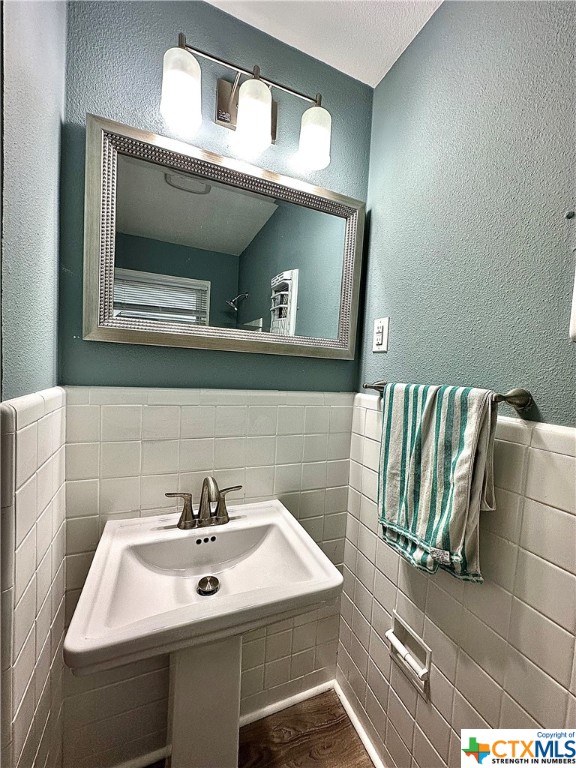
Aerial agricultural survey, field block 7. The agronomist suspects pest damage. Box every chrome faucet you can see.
[166,477,242,529]
[198,476,220,525]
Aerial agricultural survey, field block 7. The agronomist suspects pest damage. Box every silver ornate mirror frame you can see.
[83,114,365,359]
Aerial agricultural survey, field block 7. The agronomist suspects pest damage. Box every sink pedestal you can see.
[169,636,242,768]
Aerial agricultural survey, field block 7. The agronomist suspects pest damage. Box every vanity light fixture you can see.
[296,96,332,171]
[160,34,332,167]
[234,66,272,156]
[160,44,202,136]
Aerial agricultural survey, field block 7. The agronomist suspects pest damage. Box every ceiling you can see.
[205,0,442,87]
[116,155,278,256]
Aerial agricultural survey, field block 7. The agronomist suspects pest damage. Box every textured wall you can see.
[59,1,372,391]
[2,1,67,400]
[359,1,576,426]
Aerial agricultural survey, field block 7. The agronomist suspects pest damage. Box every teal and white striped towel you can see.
[378,384,497,582]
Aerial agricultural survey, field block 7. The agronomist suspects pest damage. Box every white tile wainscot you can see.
[62,387,352,768]
[1,388,67,768]
[2,384,574,768]
[336,392,576,768]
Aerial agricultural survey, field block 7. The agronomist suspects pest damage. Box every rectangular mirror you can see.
[84,114,365,358]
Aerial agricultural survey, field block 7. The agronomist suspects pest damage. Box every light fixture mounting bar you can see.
[177,33,320,106]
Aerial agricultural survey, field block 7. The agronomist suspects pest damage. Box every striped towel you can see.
[378,384,497,582]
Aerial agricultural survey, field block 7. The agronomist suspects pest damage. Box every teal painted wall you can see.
[2,1,67,400]
[115,234,240,329]
[237,203,346,338]
[360,1,576,426]
[59,1,372,390]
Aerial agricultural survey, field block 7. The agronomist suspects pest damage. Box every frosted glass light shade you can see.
[160,47,202,136]
[297,105,331,170]
[234,77,272,156]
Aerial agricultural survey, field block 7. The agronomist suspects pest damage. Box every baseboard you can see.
[239,680,334,727]
[110,680,385,768]
[113,746,171,768]
[334,681,388,768]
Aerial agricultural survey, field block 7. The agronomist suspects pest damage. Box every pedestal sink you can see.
[64,500,343,767]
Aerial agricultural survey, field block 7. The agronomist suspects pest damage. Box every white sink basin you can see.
[64,500,343,675]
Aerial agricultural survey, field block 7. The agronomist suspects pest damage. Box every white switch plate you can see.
[372,317,389,352]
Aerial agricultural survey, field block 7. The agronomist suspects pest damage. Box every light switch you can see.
[372,317,389,352]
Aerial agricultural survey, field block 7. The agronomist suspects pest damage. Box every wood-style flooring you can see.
[148,691,372,768]
[238,690,373,768]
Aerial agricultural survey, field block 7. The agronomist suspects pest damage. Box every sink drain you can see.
[197,575,220,596]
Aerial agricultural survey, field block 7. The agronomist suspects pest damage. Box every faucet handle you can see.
[165,492,196,530]
[214,486,242,524]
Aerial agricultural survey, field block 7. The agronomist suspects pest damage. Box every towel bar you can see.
[362,381,533,415]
